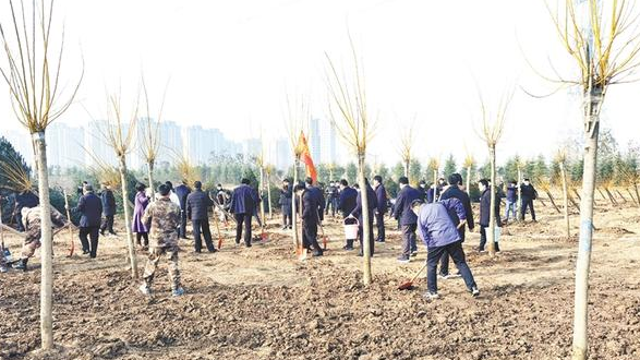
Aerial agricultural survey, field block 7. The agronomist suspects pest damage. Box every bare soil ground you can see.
[1,199,639,360]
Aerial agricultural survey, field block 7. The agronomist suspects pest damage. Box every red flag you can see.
[296,132,317,183]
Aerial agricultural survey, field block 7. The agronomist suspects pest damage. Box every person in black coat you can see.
[324,181,339,217]
[99,183,117,236]
[372,175,388,242]
[71,184,103,258]
[519,178,538,222]
[13,190,39,232]
[337,179,358,250]
[174,180,191,239]
[279,179,293,230]
[438,173,475,278]
[295,184,323,257]
[304,177,325,220]
[186,181,216,253]
[478,179,501,252]
[229,178,257,247]
[349,178,377,257]
[393,176,422,262]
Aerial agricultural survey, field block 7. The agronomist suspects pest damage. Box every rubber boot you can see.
[343,239,354,251]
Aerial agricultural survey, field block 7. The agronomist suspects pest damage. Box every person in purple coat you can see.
[132,183,150,248]
[412,198,479,300]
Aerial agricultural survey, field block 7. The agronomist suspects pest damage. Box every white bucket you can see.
[344,218,360,239]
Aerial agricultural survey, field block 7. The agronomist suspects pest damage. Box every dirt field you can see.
[1,199,639,360]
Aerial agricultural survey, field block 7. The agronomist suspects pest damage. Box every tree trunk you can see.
[119,156,138,279]
[571,89,601,360]
[432,169,437,203]
[466,166,471,195]
[488,146,496,256]
[403,160,409,180]
[358,153,372,286]
[560,161,571,239]
[615,190,626,204]
[545,190,562,214]
[291,158,299,250]
[627,188,639,207]
[259,166,266,226]
[34,132,53,349]
[573,188,582,201]
[147,161,155,203]
[266,171,273,220]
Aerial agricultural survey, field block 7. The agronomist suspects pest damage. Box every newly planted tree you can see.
[398,121,415,180]
[140,77,167,199]
[544,1,640,358]
[478,91,511,257]
[100,92,139,279]
[326,38,376,285]
[0,0,82,349]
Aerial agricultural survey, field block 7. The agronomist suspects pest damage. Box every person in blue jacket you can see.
[186,181,216,253]
[372,175,388,242]
[337,179,358,250]
[412,198,479,300]
[393,176,422,262]
[348,178,377,257]
[229,178,257,247]
[505,180,518,223]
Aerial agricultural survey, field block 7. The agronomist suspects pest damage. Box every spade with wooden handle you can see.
[63,191,75,257]
[397,262,428,290]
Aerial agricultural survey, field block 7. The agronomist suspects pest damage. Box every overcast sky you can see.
[1,0,639,167]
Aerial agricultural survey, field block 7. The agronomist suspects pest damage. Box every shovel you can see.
[397,262,428,290]
[213,209,223,249]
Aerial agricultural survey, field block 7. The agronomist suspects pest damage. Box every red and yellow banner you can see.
[295,132,317,183]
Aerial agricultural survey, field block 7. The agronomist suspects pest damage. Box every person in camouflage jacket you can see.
[12,205,68,271]
[139,184,184,297]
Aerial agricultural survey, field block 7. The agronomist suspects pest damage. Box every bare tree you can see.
[140,77,167,199]
[543,1,640,358]
[0,0,82,349]
[284,93,308,257]
[556,149,571,239]
[100,92,139,279]
[326,37,376,285]
[478,91,511,257]
[398,121,415,180]
[428,157,439,202]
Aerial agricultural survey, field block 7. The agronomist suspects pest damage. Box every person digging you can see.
[411,198,480,300]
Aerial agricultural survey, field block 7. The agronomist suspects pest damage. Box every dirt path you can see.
[0,201,638,360]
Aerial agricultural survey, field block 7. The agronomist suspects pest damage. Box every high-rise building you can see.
[47,123,85,168]
[84,120,117,167]
[320,120,337,165]
[275,138,291,171]
[309,118,321,163]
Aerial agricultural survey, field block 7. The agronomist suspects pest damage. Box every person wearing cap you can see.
[186,181,217,253]
[393,176,422,262]
[139,183,185,297]
[71,184,103,258]
[229,178,257,247]
[174,180,192,239]
[294,183,323,257]
[519,178,538,222]
[411,198,479,300]
[438,173,475,279]
[372,175,388,243]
